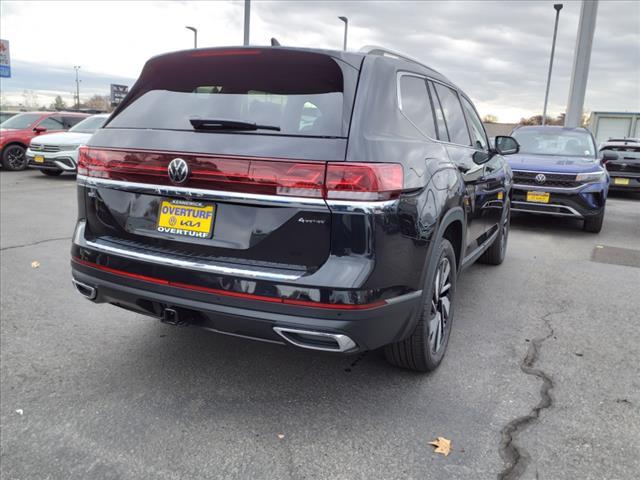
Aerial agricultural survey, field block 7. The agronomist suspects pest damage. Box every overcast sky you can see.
[0,0,638,121]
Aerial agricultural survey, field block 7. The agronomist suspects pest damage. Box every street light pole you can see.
[338,16,348,51]
[542,4,563,126]
[565,0,599,128]
[244,0,251,46]
[74,66,81,110]
[185,26,198,48]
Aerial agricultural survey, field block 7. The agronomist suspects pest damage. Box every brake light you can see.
[78,147,403,201]
[326,163,404,200]
[190,49,262,57]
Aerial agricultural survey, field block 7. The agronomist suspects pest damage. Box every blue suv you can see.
[504,126,610,232]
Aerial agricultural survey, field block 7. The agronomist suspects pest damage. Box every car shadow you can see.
[608,190,640,201]
[29,172,77,181]
[78,319,441,426]
[510,212,585,233]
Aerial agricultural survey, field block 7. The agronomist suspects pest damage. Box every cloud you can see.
[0,0,638,121]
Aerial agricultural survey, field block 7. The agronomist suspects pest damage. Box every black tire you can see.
[40,169,63,176]
[1,144,27,171]
[384,238,457,372]
[479,199,511,265]
[583,209,604,233]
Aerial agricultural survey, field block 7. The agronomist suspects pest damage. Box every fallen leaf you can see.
[277,433,285,440]
[15,409,24,415]
[428,437,451,456]
[31,261,40,268]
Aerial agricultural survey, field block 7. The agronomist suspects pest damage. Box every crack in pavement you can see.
[0,236,72,252]
[497,310,563,480]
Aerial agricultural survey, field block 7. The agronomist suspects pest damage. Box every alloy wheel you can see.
[428,256,452,354]
[5,146,26,170]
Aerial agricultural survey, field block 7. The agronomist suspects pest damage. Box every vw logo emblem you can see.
[168,158,189,185]
[535,173,546,185]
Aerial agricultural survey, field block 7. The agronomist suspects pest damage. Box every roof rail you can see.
[359,45,442,76]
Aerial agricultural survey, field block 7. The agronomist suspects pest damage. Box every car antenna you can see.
[270,37,281,46]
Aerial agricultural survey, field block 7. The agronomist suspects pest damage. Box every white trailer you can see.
[588,111,640,146]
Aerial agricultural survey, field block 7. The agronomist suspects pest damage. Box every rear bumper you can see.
[71,262,423,353]
[511,182,607,218]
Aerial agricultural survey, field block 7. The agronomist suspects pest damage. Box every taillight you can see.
[78,147,403,201]
[326,163,404,200]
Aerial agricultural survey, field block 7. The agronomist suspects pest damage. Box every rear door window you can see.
[432,83,471,146]
[398,75,437,138]
[427,81,449,142]
[108,49,355,138]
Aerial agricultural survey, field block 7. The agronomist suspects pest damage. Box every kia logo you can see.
[535,173,546,185]
[168,158,189,185]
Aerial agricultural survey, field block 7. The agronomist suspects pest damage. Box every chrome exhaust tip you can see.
[72,279,97,300]
[273,327,357,353]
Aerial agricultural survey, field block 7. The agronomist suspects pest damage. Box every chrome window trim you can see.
[395,72,481,151]
[76,175,328,209]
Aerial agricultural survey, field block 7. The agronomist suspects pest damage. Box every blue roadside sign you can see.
[0,39,10,78]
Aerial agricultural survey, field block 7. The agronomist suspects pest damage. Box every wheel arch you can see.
[436,207,465,273]
[2,141,28,157]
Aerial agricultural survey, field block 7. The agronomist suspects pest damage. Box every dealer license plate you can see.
[526,191,550,203]
[156,200,215,238]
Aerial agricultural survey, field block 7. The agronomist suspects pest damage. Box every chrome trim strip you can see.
[325,198,397,214]
[512,183,590,193]
[76,175,328,209]
[73,222,302,282]
[512,201,583,218]
[54,160,76,171]
[201,327,286,346]
[384,290,423,304]
[511,169,581,176]
[273,327,357,352]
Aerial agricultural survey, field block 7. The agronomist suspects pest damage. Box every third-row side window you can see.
[399,75,437,139]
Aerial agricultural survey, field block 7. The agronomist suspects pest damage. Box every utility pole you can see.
[338,16,348,51]
[244,0,251,46]
[74,66,81,110]
[565,0,598,128]
[542,4,563,126]
[185,26,198,48]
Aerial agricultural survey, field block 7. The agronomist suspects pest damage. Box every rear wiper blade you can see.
[189,118,281,132]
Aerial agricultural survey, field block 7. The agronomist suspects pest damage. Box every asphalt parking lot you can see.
[1,170,639,480]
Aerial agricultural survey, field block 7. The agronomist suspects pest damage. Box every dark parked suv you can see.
[71,46,518,371]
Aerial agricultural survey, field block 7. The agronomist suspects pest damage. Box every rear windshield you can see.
[108,49,355,138]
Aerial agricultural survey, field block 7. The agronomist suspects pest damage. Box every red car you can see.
[0,111,89,170]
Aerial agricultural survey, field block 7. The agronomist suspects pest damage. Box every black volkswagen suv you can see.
[71,46,518,371]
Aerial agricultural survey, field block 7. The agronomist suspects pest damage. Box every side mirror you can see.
[33,126,47,133]
[472,150,492,165]
[601,150,618,162]
[495,136,520,155]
